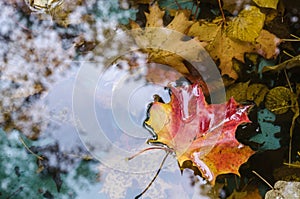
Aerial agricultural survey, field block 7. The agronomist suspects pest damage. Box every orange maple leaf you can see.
[144,82,255,185]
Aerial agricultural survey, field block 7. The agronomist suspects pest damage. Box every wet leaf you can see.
[145,82,255,185]
[188,19,280,79]
[250,108,281,150]
[226,81,250,102]
[226,6,265,42]
[253,0,279,9]
[265,86,292,114]
[130,3,194,75]
[247,84,269,106]
[265,181,300,198]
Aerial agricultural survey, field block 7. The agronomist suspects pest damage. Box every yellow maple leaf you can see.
[130,3,195,75]
[188,8,280,79]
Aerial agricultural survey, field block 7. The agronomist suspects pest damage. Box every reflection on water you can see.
[0,1,218,198]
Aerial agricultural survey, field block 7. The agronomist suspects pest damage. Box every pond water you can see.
[1,0,300,199]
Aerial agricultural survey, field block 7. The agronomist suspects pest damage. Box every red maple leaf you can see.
[144,82,255,185]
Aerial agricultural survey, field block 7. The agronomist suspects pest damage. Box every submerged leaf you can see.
[226,81,250,102]
[265,181,300,199]
[226,6,265,42]
[145,82,255,185]
[265,86,292,114]
[247,84,269,106]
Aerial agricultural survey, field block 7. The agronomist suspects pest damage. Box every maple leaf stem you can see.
[135,151,170,199]
[126,146,172,161]
[217,0,226,24]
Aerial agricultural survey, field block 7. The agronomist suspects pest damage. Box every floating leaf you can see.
[130,3,194,75]
[226,6,265,42]
[265,86,292,114]
[144,82,255,185]
[265,181,300,199]
[188,18,280,79]
[253,0,279,9]
[250,108,281,150]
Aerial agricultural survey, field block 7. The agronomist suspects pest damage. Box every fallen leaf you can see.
[226,6,265,42]
[188,12,280,79]
[265,181,300,199]
[130,3,195,75]
[253,0,279,9]
[226,81,250,102]
[145,82,255,185]
[246,83,269,106]
[265,86,292,114]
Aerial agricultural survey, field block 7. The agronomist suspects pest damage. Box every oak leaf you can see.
[145,82,255,185]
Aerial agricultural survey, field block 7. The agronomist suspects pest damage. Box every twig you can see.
[283,50,294,58]
[281,39,300,42]
[283,162,300,168]
[174,0,182,10]
[126,146,172,161]
[217,0,226,24]
[291,34,300,40]
[135,152,170,199]
[18,136,43,160]
[252,170,273,190]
